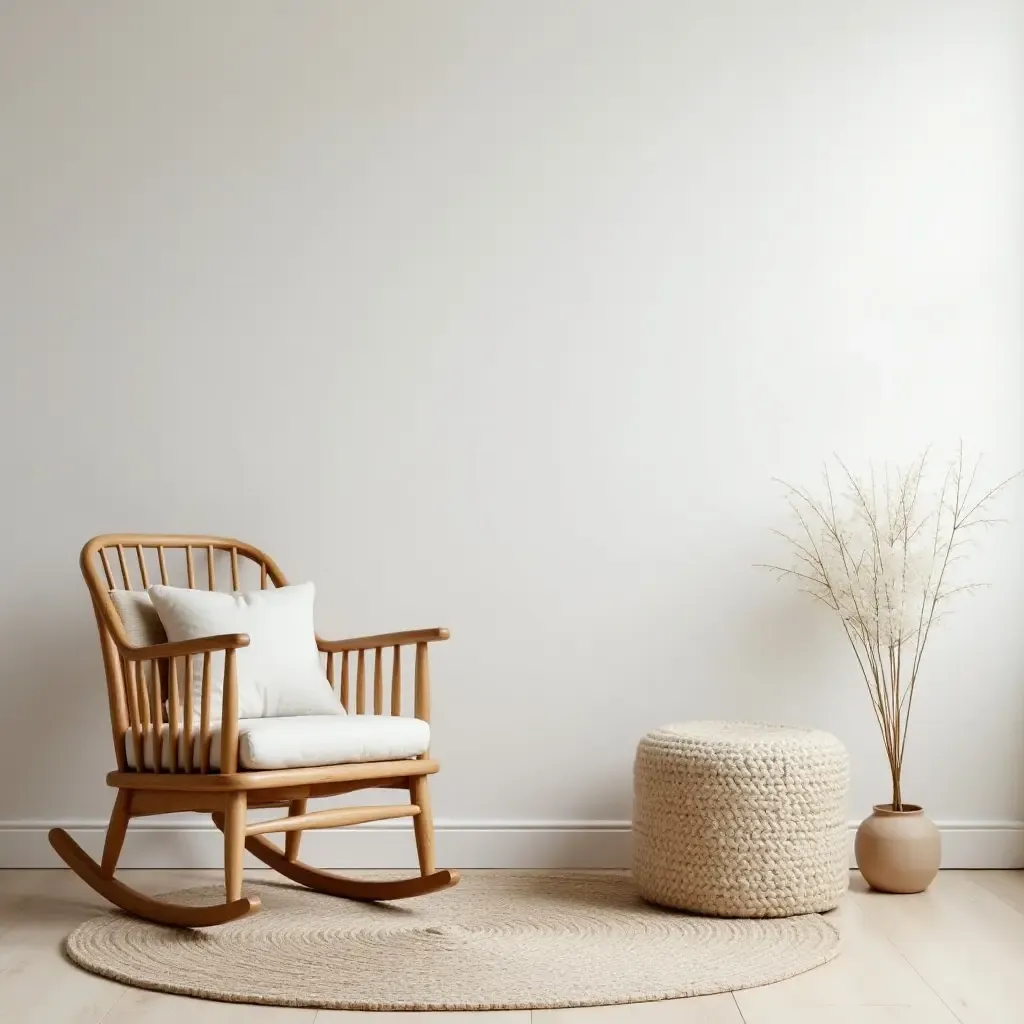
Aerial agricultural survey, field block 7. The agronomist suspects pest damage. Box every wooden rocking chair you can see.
[49,534,458,927]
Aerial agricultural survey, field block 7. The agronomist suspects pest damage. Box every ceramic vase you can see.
[855,803,941,893]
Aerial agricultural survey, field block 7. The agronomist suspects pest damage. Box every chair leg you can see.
[100,790,133,878]
[410,775,435,876]
[284,799,306,862]
[224,792,247,902]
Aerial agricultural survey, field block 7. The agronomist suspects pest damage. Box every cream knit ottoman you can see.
[633,721,849,918]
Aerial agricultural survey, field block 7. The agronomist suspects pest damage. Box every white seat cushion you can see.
[124,714,430,771]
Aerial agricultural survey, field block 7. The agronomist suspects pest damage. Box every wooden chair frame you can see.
[49,534,458,927]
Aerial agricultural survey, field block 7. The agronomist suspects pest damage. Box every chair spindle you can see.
[124,660,144,770]
[356,650,366,714]
[415,642,430,722]
[136,545,150,588]
[99,548,116,589]
[220,649,239,773]
[373,648,383,715]
[207,544,216,590]
[340,651,350,710]
[199,652,212,773]
[138,662,152,733]
[116,544,132,589]
[157,545,169,585]
[150,660,163,773]
[168,658,180,772]
[391,645,401,715]
[230,547,239,590]
[183,654,194,773]
[135,662,152,770]
[186,546,196,588]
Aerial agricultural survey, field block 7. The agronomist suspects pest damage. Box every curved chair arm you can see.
[119,633,249,773]
[317,628,448,723]
[119,633,251,662]
[317,628,449,653]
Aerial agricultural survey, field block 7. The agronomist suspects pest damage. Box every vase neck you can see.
[873,803,923,816]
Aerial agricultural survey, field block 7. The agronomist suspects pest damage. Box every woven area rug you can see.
[65,872,840,1010]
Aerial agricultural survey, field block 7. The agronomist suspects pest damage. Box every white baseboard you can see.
[0,819,630,870]
[2,819,1022,870]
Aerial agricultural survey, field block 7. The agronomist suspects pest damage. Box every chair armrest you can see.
[120,633,250,661]
[317,628,450,653]
[112,633,249,773]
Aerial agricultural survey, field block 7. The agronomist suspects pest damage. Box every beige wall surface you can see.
[0,1,1021,866]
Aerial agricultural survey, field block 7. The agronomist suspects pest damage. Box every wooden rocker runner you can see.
[50,534,459,927]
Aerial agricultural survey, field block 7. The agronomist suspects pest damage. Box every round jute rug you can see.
[65,872,840,1010]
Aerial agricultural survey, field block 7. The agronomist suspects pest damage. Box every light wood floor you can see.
[1,869,1022,1023]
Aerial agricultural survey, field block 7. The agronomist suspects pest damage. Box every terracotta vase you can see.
[855,803,941,893]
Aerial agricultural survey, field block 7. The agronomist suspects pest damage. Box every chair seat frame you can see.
[49,534,458,927]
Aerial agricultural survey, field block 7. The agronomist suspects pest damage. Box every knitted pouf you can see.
[633,721,849,918]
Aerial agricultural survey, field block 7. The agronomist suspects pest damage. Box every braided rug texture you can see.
[64,872,839,1009]
[633,721,850,918]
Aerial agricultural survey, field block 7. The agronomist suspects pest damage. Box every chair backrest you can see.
[81,534,289,771]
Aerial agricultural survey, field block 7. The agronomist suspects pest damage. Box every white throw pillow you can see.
[147,582,343,721]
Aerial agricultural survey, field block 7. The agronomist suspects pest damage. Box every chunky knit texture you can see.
[633,721,850,918]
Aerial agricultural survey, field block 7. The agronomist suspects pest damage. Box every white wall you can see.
[1,1,1021,868]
